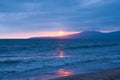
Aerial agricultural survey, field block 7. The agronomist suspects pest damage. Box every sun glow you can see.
[59,31,64,34]
[0,31,80,38]
[59,31,64,36]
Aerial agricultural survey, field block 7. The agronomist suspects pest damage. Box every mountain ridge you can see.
[30,31,120,39]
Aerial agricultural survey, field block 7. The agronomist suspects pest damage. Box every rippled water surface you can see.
[0,39,120,80]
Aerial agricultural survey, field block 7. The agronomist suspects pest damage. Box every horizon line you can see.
[0,30,119,39]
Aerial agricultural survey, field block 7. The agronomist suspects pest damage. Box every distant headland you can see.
[30,31,120,39]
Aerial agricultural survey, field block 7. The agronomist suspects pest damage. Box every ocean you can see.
[0,39,120,80]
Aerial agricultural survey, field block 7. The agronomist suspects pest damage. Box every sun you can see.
[59,31,64,36]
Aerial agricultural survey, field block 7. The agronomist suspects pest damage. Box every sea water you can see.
[0,39,120,80]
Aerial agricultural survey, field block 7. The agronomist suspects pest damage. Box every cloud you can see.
[81,0,103,7]
[79,0,116,8]
[0,0,120,37]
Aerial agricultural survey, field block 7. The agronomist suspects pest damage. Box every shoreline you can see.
[49,68,120,80]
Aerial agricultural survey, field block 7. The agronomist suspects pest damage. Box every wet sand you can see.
[49,68,120,80]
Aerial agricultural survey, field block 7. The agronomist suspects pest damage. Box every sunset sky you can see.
[0,0,120,38]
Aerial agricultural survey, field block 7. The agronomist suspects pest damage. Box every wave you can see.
[65,43,120,50]
[1,54,120,73]
[0,56,38,64]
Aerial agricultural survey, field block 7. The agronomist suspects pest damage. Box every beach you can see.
[50,68,120,80]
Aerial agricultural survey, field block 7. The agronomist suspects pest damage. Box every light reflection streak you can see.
[59,51,64,58]
[57,69,72,76]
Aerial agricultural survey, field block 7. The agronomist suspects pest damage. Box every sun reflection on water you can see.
[59,51,64,58]
[57,69,72,77]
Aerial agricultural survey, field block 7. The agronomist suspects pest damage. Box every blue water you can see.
[0,39,120,80]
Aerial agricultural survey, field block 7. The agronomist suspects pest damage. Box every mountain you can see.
[30,31,120,39]
[61,31,120,39]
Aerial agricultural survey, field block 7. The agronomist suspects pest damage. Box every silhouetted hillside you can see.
[30,31,120,39]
